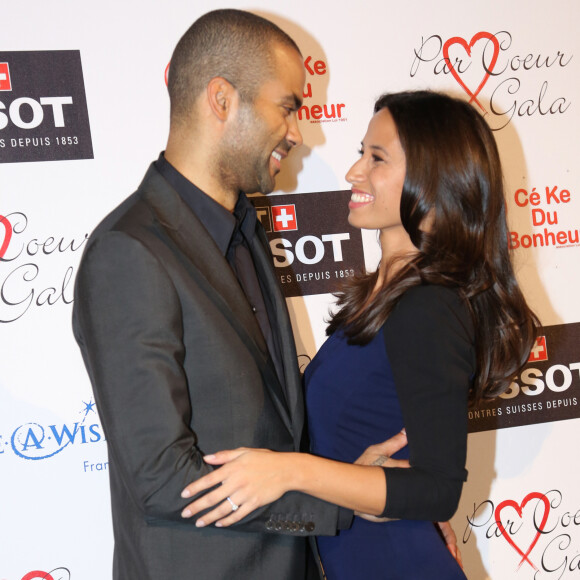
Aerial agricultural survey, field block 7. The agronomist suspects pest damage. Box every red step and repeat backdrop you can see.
[2,1,579,578]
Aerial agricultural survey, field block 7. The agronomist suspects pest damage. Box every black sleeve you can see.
[380,285,475,521]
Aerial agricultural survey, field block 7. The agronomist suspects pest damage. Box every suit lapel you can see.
[141,167,262,345]
[138,165,294,437]
[251,226,305,449]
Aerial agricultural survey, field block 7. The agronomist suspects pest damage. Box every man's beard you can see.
[217,104,275,195]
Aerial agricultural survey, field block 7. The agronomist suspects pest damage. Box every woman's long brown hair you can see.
[327,91,539,402]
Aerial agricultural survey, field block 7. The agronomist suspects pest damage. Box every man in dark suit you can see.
[72,9,351,580]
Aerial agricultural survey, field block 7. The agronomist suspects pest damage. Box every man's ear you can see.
[206,77,238,122]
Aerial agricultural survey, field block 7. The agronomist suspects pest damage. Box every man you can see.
[72,9,351,580]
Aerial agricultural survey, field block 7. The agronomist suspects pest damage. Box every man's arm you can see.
[73,231,210,521]
[74,230,346,535]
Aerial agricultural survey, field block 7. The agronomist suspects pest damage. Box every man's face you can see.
[219,44,305,195]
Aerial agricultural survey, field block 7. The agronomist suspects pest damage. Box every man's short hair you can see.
[168,9,301,125]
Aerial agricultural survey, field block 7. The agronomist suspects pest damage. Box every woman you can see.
[179,91,539,578]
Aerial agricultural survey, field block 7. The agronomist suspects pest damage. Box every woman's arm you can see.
[180,431,410,527]
[380,285,475,521]
[180,286,474,527]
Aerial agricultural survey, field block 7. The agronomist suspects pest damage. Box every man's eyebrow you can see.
[282,93,303,109]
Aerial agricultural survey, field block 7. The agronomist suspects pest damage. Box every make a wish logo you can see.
[0,400,105,460]
[464,489,580,578]
[410,31,572,130]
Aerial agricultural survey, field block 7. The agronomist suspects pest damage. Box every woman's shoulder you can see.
[387,284,474,340]
[383,284,476,387]
[398,283,463,305]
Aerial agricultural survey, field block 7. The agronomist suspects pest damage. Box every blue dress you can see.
[305,286,472,579]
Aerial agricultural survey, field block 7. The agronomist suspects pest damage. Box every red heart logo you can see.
[21,572,56,580]
[442,32,500,112]
[0,215,12,260]
[494,492,550,570]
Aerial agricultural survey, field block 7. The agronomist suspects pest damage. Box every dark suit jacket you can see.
[72,164,343,579]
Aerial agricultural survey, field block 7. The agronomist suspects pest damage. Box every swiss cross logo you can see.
[528,336,548,362]
[0,62,11,91]
[272,204,297,232]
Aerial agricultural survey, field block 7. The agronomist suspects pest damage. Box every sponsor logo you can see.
[410,31,572,130]
[0,51,93,163]
[529,336,549,362]
[442,32,499,113]
[270,204,298,232]
[495,492,550,571]
[298,56,347,124]
[468,323,580,432]
[252,190,364,297]
[509,185,578,251]
[164,55,347,125]
[0,211,88,323]
[1,400,105,461]
[0,62,12,91]
[464,489,580,578]
[17,569,71,580]
[0,214,12,259]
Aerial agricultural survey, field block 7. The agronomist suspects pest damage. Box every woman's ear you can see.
[419,209,435,233]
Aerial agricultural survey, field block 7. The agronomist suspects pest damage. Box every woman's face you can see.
[345,108,407,235]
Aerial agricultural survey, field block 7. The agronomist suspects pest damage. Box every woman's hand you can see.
[354,430,409,523]
[354,429,409,468]
[352,433,463,568]
[180,448,293,528]
[354,511,399,523]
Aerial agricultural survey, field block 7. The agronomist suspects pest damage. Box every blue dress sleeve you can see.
[380,285,475,521]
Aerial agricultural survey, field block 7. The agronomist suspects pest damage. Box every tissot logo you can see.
[252,191,364,298]
[0,62,11,91]
[0,50,93,163]
[529,335,548,362]
[468,322,580,432]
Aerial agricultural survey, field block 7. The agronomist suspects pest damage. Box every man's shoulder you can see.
[90,190,149,239]
[89,163,163,241]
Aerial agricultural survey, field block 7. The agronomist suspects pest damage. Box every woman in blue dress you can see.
[180,91,539,578]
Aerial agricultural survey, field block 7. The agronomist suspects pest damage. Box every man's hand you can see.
[436,520,463,569]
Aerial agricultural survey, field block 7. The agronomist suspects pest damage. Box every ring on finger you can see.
[226,496,239,512]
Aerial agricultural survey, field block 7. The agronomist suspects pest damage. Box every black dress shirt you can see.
[154,153,284,383]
